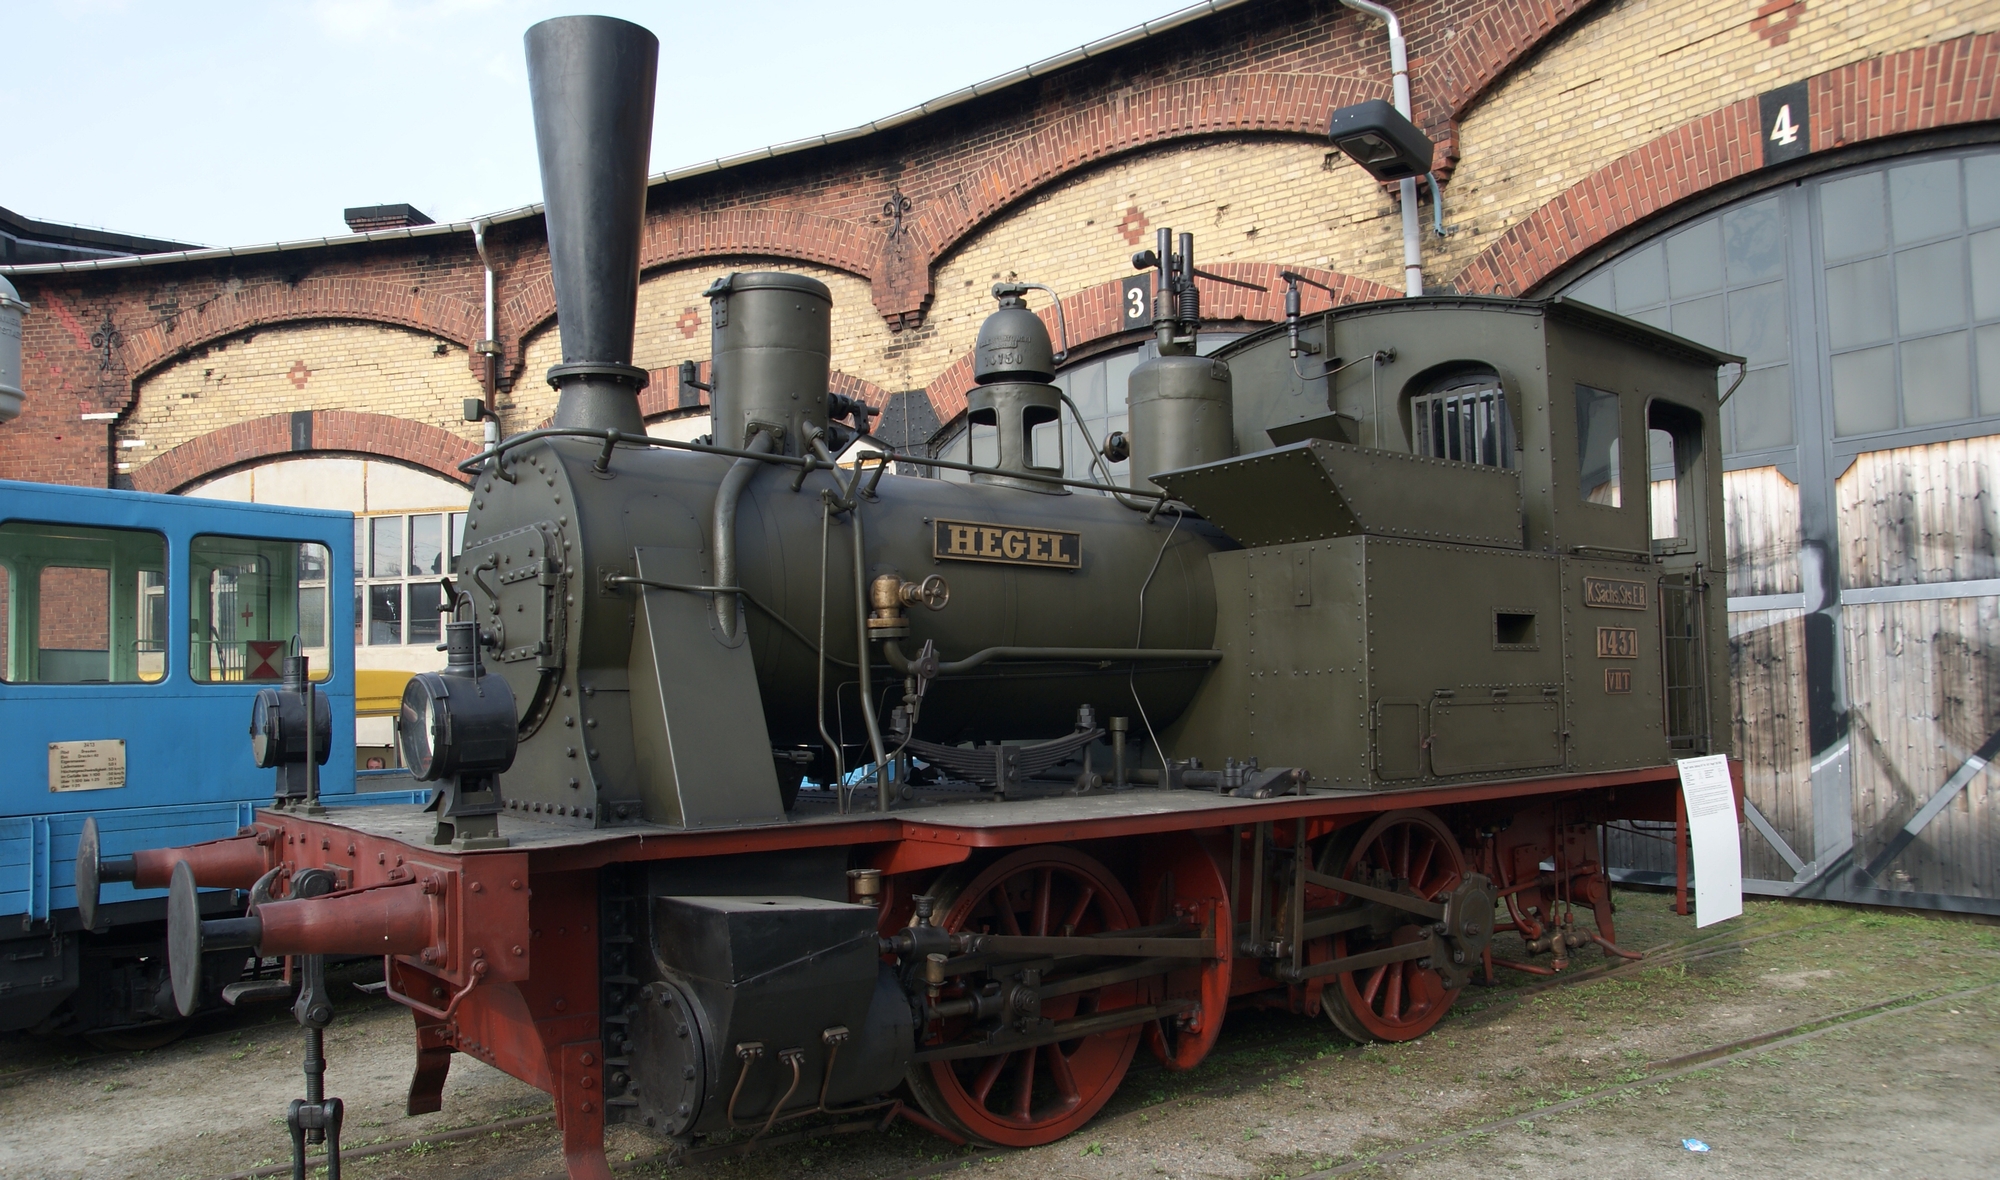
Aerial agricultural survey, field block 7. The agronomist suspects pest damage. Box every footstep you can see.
[1682,1139,1711,1153]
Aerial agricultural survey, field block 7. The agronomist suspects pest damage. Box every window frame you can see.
[0,520,170,687]
[187,533,335,685]
[354,509,468,648]
[1562,143,2000,473]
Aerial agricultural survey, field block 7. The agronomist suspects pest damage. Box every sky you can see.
[3,0,1175,249]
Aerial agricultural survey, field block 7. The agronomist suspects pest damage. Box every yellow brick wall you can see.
[122,322,485,470]
[442,1,2000,428]
[511,138,1399,416]
[1435,0,2000,281]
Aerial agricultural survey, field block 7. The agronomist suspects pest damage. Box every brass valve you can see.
[867,573,950,638]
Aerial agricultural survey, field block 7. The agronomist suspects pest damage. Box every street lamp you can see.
[1327,98,1435,183]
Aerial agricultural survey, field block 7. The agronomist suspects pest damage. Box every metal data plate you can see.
[1152,440,1523,550]
[48,739,126,792]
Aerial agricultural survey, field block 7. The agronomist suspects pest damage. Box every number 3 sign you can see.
[1120,275,1152,327]
[1759,82,1810,167]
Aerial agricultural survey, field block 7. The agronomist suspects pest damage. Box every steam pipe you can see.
[1339,0,1423,297]
[882,640,1222,676]
[713,427,777,639]
[851,497,892,812]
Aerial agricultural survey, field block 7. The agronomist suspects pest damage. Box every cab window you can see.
[189,535,332,683]
[1574,384,1623,506]
[0,521,168,684]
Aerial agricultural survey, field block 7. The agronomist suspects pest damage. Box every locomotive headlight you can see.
[250,689,284,768]
[396,628,518,783]
[248,679,330,770]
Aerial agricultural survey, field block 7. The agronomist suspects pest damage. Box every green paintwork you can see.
[1159,296,1737,788]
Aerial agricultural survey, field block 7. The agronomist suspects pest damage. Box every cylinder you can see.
[1126,353,1235,492]
[0,276,25,423]
[706,272,832,454]
[131,834,270,891]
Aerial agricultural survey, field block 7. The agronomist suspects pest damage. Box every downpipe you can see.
[1340,0,1424,297]
[472,220,502,450]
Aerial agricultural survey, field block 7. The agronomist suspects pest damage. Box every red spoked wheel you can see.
[1136,833,1232,1072]
[907,846,1145,1146]
[1314,810,1466,1043]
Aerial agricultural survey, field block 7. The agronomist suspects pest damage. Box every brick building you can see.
[3,0,1998,910]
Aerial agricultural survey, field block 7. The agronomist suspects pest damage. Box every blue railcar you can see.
[0,478,420,1041]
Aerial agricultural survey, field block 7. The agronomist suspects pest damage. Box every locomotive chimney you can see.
[524,15,659,434]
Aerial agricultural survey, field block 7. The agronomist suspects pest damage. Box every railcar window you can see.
[353,510,467,645]
[189,535,331,683]
[0,521,167,684]
[1574,385,1623,507]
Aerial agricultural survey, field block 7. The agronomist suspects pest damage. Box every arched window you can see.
[1564,144,2000,461]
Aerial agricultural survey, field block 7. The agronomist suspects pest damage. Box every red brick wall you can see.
[0,0,1595,490]
[5,2,1991,491]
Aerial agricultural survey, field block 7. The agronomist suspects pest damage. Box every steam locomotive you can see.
[84,16,1739,1176]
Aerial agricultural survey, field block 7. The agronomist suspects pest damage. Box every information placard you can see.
[48,739,127,792]
[1676,754,1742,927]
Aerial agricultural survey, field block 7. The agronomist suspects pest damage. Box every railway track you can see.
[192,910,1865,1180]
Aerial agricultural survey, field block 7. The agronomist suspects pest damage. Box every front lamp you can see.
[397,624,518,783]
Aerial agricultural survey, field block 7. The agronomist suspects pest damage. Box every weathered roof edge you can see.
[1,0,1251,279]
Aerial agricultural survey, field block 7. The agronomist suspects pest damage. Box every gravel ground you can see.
[3,890,1995,1180]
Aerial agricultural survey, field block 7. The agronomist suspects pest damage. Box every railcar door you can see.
[1646,399,1715,753]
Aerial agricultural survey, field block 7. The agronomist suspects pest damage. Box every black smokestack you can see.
[525,16,659,433]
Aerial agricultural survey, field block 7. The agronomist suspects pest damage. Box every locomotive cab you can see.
[1158,296,1738,786]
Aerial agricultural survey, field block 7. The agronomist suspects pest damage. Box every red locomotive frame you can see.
[155,762,1733,1177]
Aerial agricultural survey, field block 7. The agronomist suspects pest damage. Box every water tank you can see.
[0,276,25,423]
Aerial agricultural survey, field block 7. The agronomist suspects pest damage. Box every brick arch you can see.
[1453,33,2000,297]
[498,214,883,371]
[922,263,1398,424]
[1427,0,1600,121]
[129,411,478,494]
[123,277,482,389]
[627,365,889,423]
[890,73,1390,325]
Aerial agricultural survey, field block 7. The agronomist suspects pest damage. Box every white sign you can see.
[49,740,127,792]
[1677,754,1742,927]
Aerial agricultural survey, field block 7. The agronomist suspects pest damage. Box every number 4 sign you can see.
[1759,81,1810,167]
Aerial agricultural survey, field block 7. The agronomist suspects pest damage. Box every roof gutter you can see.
[1,0,1252,280]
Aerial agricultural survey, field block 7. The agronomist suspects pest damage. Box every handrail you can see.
[455,426,1171,500]
[882,638,1220,675]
